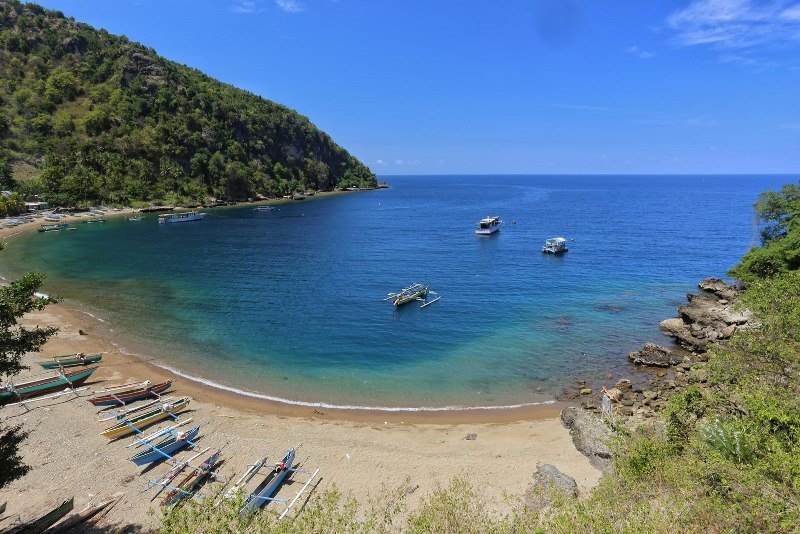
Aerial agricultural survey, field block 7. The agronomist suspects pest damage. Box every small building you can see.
[25,201,49,212]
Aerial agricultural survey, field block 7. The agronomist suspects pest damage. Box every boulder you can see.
[560,407,614,472]
[532,464,578,497]
[580,388,592,395]
[628,343,681,367]
[614,379,632,390]
[525,464,578,511]
[698,277,738,300]
[605,387,623,402]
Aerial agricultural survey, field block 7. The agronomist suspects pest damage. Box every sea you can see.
[1,175,789,410]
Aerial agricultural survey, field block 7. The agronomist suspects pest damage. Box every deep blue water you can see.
[1,175,786,408]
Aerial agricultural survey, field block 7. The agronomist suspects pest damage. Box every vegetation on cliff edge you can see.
[0,1,376,208]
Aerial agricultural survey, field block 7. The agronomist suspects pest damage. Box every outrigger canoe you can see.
[89,380,172,407]
[4,497,73,534]
[240,448,296,516]
[0,367,97,405]
[162,449,223,507]
[130,425,200,466]
[101,397,190,440]
[38,353,102,369]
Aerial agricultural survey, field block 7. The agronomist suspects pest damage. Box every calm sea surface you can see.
[1,175,788,409]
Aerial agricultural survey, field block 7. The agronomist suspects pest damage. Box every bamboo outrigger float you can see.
[384,283,441,308]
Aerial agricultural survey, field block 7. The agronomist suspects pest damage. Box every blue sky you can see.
[33,0,800,174]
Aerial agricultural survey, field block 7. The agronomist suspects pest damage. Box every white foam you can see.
[80,310,107,323]
[153,362,556,413]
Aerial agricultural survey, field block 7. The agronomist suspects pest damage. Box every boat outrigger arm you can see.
[383,283,441,308]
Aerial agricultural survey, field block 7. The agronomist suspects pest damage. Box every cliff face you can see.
[0,1,376,204]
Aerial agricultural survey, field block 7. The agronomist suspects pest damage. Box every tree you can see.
[0,271,59,489]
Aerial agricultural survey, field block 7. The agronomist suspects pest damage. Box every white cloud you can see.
[375,159,386,166]
[667,0,800,48]
[232,0,259,14]
[627,45,656,59]
[275,0,303,13]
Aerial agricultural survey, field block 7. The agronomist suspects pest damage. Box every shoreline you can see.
[53,300,566,425]
[1,303,601,530]
[0,187,381,245]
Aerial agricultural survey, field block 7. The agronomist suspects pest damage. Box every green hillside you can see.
[0,1,376,207]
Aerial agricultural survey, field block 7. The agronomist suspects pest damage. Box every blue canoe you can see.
[130,426,200,466]
[240,448,296,516]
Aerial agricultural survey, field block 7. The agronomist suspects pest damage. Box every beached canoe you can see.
[48,495,121,533]
[37,353,102,369]
[162,449,222,507]
[101,397,190,440]
[240,448,296,516]
[130,425,200,466]
[89,380,172,407]
[4,497,73,534]
[0,367,97,405]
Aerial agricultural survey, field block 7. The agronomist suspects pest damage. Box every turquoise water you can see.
[1,175,786,409]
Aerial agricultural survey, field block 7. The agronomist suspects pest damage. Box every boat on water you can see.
[89,380,172,406]
[542,237,568,255]
[84,218,106,224]
[4,497,73,534]
[38,223,68,232]
[384,283,441,308]
[0,367,98,405]
[101,397,190,440]
[162,449,223,507]
[254,206,275,212]
[158,211,206,224]
[475,216,502,235]
[38,353,102,369]
[128,216,143,221]
[240,448,296,515]
[130,425,200,467]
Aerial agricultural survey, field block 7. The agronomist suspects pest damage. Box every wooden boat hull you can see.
[6,497,73,534]
[394,288,427,306]
[162,450,222,507]
[130,426,199,466]
[101,398,189,439]
[48,496,120,533]
[38,353,102,369]
[89,380,171,406]
[0,367,97,405]
[240,449,296,515]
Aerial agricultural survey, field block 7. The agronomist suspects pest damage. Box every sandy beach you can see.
[0,299,601,532]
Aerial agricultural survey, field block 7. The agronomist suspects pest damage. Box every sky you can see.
[31,0,800,175]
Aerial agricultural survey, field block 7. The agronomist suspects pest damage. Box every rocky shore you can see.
[560,277,752,467]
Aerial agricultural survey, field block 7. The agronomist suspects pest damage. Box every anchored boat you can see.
[542,237,568,255]
[384,283,441,308]
[38,223,68,232]
[158,211,206,224]
[475,216,502,235]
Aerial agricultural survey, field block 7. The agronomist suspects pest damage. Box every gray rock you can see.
[628,343,681,367]
[532,464,578,497]
[560,407,614,472]
[464,433,477,441]
[526,464,578,511]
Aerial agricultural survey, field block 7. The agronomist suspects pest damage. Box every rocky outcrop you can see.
[525,464,579,510]
[560,406,614,472]
[659,278,751,353]
[628,343,681,367]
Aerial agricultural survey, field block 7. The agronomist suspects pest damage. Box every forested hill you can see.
[0,1,376,206]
